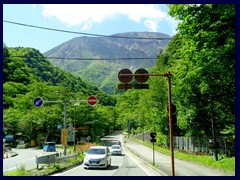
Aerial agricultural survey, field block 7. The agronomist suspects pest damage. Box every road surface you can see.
[3,148,58,174]
[125,138,234,176]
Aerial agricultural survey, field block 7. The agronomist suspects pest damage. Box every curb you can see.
[124,144,168,176]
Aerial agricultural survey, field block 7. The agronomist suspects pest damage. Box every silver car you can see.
[83,146,111,169]
[110,145,122,155]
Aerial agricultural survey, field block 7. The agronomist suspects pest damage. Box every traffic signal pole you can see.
[118,71,175,176]
[166,72,175,176]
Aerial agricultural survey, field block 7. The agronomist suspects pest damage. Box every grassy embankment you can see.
[131,137,235,174]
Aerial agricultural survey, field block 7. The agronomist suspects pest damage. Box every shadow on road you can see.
[85,165,119,171]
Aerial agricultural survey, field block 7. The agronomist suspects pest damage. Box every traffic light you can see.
[167,103,177,125]
[167,103,181,136]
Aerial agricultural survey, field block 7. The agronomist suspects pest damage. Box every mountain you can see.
[44,32,171,94]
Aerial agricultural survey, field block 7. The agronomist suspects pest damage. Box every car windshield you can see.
[45,143,55,146]
[88,148,106,155]
[112,145,120,149]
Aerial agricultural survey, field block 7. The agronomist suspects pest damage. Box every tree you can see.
[165,4,235,159]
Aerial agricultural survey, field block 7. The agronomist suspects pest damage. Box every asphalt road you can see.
[52,150,152,176]
[3,148,58,173]
[52,133,158,176]
[124,139,233,176]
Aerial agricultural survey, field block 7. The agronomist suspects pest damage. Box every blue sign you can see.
[34,97,44,107]
[57,124,62,130]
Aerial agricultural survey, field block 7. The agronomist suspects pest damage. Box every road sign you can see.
[118,84,133,89]
[150,139,156,142]
[87,95,97,106]
[150,132,157,139]
[134,68,149,83]
[118,83,149,89]
[33,97,44,107]
[62,128,67,146]
[134,84,149,89]
[118,69,133,84]
[57,124,62,130]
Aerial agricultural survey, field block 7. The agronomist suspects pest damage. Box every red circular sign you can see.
[87,96,97,106]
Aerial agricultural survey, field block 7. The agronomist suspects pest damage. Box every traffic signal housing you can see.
[167,103,181,136]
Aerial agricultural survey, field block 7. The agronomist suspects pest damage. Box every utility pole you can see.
[63,100,68,156]
[167,72,175,176]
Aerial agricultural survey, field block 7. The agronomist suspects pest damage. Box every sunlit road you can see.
[52,146,151,176]
[53,132,155,176]
[3,148,58,173]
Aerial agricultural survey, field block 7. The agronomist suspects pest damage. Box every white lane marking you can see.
[51,165,83,176]
[122,146,152,176]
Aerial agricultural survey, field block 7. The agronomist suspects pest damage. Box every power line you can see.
[3,20,173,40]
[9,55,157,61]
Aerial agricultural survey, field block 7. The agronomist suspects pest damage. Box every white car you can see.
[83,146,111,169]
[110,145,122,155]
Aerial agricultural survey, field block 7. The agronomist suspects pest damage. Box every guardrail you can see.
[35,152,79,170]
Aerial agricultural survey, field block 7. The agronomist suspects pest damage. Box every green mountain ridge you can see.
[44,32,171,94]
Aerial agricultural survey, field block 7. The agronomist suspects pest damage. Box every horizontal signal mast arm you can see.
[118,72,172,77]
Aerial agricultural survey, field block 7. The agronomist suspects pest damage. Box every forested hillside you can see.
[3,46,117,145]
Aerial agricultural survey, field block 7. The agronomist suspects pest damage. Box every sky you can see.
[3,4,179,53]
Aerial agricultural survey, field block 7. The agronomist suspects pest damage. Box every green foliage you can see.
[4,164,27,176]
[115,4,235,155]
[3,47,117,143]
[166,4,235,139]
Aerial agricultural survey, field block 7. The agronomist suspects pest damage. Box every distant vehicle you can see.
[43,142,56,152]
[83,146,111,169]
[110,144,122,155]
[101,137,121,147]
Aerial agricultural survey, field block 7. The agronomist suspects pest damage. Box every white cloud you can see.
[144,19,158,32]
[40,4,179,32]
[166,16,180,35]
